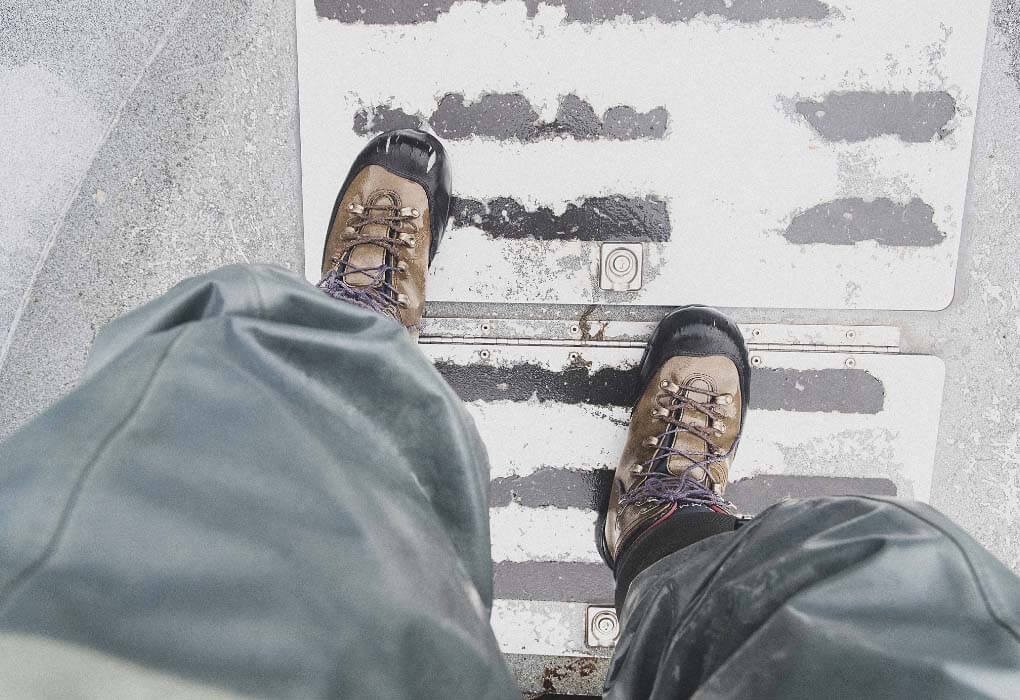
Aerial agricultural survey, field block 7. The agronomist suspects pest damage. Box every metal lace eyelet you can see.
[342,226,356,237]
[713,421,727,432]
[642,436,658,448]
[348,203,364,214]
[630,463,644,474]
[716,394,733,406]
[396,293,410,309]
[396,261,408,275]
[399,232,416,247]
[659,380,679,393]
[399,207,413,217]
[652,407,669,419]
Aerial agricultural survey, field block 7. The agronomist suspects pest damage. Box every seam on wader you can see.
[244,267,267,321]
[0,326,192,611]
[856,496,1020,646]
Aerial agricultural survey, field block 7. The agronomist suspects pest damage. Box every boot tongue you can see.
[343,193,395,288]
[662,379,714,480]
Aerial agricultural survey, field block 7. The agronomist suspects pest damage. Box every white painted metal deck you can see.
[421,337,944,656]
[297,0,991,310]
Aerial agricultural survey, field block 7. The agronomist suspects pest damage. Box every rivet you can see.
[751,356,763,367]
[845,357,856,368]
[846,329,856,340]
[479,349,491,360]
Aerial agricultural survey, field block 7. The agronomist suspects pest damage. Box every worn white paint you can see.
[296,0,991,310]
[492,600,602,657]
[423,344,946,501]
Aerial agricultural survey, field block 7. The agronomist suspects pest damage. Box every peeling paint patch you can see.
[353,93,668,141]
[783,198,948,246]
[315,0,833,25]
[436,361,886,413]
[490,467,896,511]
[493,561,614,602]
[450,195,671,241]
[796,91,957,142]
[351,105,421,135]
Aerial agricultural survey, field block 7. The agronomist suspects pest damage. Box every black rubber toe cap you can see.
[329,129,453,265]
[638,305,751,416]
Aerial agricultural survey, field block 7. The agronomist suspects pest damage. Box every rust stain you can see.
[577,304,597,342]
[539,658,601,694]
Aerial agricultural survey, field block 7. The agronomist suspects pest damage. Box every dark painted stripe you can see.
[354,93,668,141]
[753,367,884,413]
[796,91,957,143]
[492,475,897,602]
[436,362,885,413]
[449,195,671,242]
[492,468,614,510]
[493,561,614,603]
[490,467,897,512]
[726,474,897,514]
[784,197,947,247]
[316,0,832,25]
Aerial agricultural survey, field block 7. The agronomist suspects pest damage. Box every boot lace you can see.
[318,198,419,325]
[619,379,737,513]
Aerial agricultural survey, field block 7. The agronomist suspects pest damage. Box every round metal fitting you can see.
[845,357,856,368]
[600,243,643,292]
[586,607,621,647]
[750,355,763,367]
[479,349,491,360]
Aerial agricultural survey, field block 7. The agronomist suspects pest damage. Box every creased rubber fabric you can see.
[605,496,1020,699]
[0,265,517,699]
[2,265,1019,699]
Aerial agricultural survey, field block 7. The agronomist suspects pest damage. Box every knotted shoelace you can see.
[318,202,418,325]
[619,380,737,514]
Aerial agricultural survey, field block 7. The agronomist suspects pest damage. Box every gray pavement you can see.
[1,0,1019,673]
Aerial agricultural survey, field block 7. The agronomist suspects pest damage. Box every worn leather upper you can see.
[321,164,432,330]
[604,354,743,564]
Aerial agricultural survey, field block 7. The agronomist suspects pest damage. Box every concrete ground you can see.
[2,0,1020,693]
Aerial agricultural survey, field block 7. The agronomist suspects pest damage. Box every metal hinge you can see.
[420,319,900,354]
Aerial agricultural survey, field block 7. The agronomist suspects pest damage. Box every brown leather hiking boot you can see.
[318,129,452,335]
[597,306,751,569]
